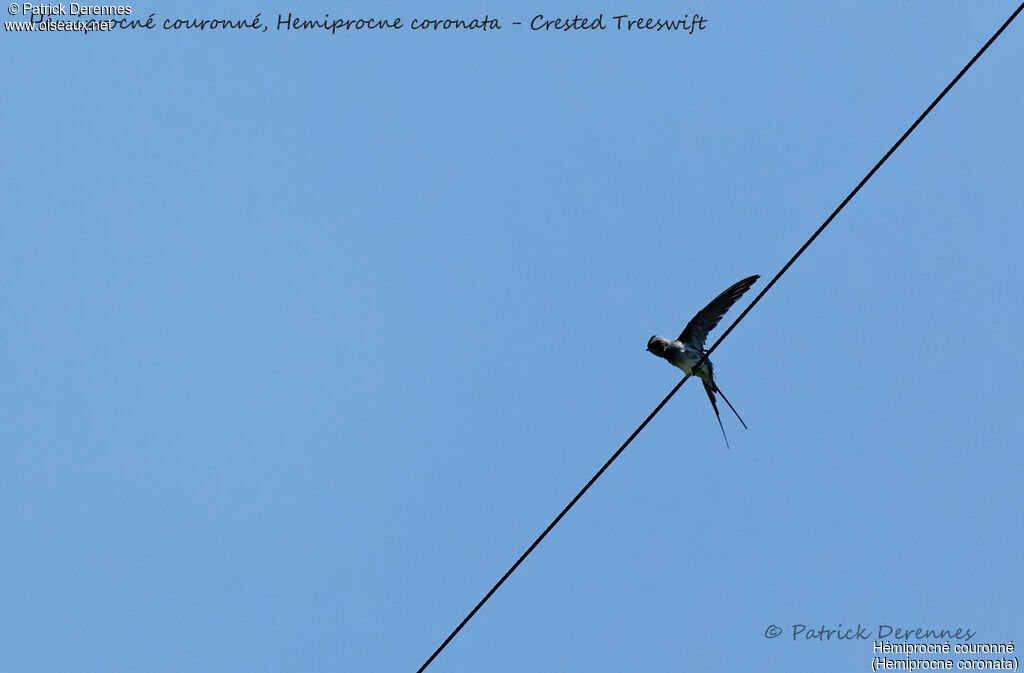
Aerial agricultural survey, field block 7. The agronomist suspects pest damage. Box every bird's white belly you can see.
[666,344,710,380]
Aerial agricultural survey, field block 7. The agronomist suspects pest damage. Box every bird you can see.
[646,274,760,448]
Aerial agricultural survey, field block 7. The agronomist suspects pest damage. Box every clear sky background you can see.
[3,2,1022,671]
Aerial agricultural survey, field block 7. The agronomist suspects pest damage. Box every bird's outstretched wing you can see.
[678,275,760,348]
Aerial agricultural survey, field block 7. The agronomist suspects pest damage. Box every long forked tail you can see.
[714,383,748,430]
[702,381,730,449]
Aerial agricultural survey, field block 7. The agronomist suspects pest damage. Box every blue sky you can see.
[3,2,1023,671]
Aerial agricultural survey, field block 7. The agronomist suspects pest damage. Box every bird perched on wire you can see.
[646,275,760,448]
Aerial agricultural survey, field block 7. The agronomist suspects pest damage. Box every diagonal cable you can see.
[416,4,1024,671]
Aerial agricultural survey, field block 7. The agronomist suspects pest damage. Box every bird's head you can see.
[647,335,668,357]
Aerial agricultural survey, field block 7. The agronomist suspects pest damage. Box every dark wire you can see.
[416,4,1024,671]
